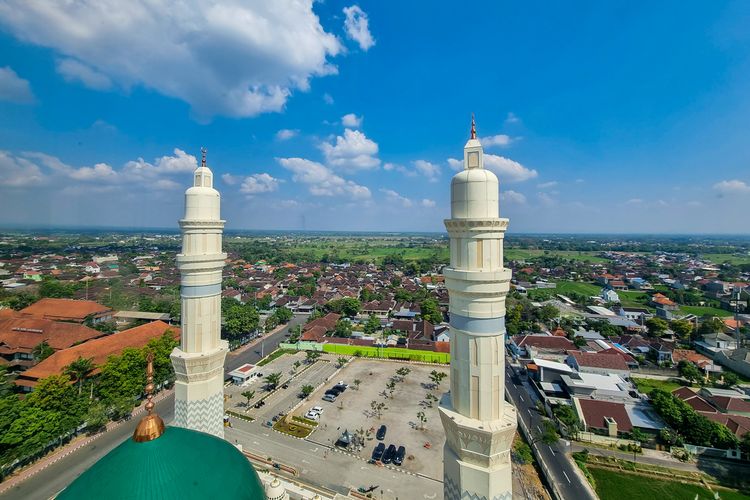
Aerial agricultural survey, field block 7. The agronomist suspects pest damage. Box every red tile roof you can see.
[0,317,104,353]
[303,313,340,333]
[513,335,575,350]
[711,396,750,414]
[570,351,629,371]
[16,321,179,387]
[20,298,112,322]
[671,387,717,413]
[699,412,750,438]
[578,399,633,432]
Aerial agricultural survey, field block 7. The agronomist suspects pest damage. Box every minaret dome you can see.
[450,116,499,219]
[184,148,220,221]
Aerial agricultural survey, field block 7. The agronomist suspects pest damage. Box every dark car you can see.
[393,446,406,466]
[382,444,396,464]
[333,384,347,392]
[376,425,387,441]
[371,442,385,461]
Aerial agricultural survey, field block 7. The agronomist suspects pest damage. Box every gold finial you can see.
[133,351,165,443]
[201,147,207,168]
[470,113,476,140]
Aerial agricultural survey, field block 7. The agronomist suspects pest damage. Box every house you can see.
[19,298,113,324]
[300,312,341,341]
[672,349,722,374]
[715,348,750,379]
[510,335,576,362]
[600,288,620,303]
[698,387,750,417]
[650,293,678,310]
[695,332,739,358]
[15,321,179,391]
[0,316,105,371]
[361,300,395,318]
[566,351,630,377]
[574,398,633,436]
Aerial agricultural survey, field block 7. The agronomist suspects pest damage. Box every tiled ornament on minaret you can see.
[171,149,229,438]
[439,116,518,500]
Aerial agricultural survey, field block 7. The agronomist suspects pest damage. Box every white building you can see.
[439,117,516,500]
[171,149,229,438]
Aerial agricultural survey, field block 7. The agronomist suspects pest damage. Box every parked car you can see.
[372,442,385,461]
[322,394,337,402]
[382,444,396,464]
[393,446,406,466]
[304,411,320,420]
[333,383,347,392]
[311,406,323,413]
[376,425,387,441]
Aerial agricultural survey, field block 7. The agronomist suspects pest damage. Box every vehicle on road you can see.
[382,444,396,464]
[372,442,385,461]
[394,446,406,466]
[322,394,337,402]
[376,425,387,441]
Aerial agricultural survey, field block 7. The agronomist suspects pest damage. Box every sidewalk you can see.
[0,388,174,494]
[227,323,289,357]
[570,442,699,473]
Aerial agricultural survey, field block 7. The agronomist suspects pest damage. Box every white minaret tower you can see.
[171,148,229,438]
[439,116,517,500]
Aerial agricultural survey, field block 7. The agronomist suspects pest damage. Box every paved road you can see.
[0,395,176,500]
[504,362,596,500]
[225,315,306,374]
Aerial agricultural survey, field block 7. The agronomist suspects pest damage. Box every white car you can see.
[311,406,323,414]
[304,411,320,420]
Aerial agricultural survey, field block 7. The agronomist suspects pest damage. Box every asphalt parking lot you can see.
[294,358,449,480]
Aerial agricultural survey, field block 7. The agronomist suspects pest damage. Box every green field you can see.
[554,280,602,296]
[632,377,686,394]
[505,249,609,263]
[322,343,450,363]
[589,467,748,500]
[702,253,750,266]
[678,305,733,318]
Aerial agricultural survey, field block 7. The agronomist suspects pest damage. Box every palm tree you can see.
[65,356,95,396]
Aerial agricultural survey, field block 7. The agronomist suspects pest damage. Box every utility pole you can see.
[733,286,742,348]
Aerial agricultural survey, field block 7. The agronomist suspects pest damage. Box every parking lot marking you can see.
[548,445,555,455]
[563,471,571,483]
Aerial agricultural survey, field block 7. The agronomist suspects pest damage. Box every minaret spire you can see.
[470,113,476,139]
[201,147,207,168]
[133,351,165,442]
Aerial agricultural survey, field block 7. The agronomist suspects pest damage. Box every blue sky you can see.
[1,1,750,233]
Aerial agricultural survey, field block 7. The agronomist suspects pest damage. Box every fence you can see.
[277,342,450,364]
[684,444,741,460]
[577,431,639,448]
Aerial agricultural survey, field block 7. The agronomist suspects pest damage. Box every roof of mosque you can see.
[56,426,265,500]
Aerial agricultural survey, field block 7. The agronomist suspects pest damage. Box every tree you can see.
[573,336,587,348]
[325,298,361,317]
[306,351,321,364]
[645,317,669,337]
[337,356,348,368]
[416,410,427,430]
[721,371,739,388]
[32,341,54,362]
[223,300,260,339]
[385,379,396,398]
[396,367,411,379]
[300,385,314,399]
[363,314,380,335]
[97,348,146,406]
[537,304,559,322]
[353,379,362,390]
[370,400,387,419]
[670,319,694,339]
[273,306,293,324]
[5,292,36,310]
[678,360,702,384]
[630,427,647,444]
[241,390,256,407]
[84,402,108,433]
[264,372,282,390]
[333,319,352,338]
[532,419,559,446]
[429,370,447,389]
[419,298,442,324]
[64,356,95,396]
[697,317,726,337]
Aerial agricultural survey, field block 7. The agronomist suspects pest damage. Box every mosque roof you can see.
[56,426,265,499]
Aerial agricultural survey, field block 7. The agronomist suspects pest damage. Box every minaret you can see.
[439,116,517,500]
[171,148,229,438]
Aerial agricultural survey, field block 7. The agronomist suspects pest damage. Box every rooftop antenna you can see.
[201,147,207,168]
[470,113,476,140]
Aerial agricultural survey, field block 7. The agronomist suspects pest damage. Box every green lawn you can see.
[505,249,609,263]
[632,377,686,394]
[618,290,654,310]
[678,305,733,318]
[555,280,602,296]
[589,467,748,500]
[321,343,449,363]
[702,253,750,266]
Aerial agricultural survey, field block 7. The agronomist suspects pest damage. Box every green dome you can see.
[57,426,266,499]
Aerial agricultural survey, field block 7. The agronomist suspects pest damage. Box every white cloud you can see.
[713,179,750,195]
[421,199,436,208]
[0,66,34,103]
[319,128,379,172]
[341,113,363,128]
[323,93,334,105]
[275,129,299,141]
[504,112,519,124]
[413,160,441,182]
[56,58,112,90]
[483,154,538,182]
[383,162,397,171]
[479,134,514,148]
[222,173,240,185]
[240,173,280,195]
[625,198,643,205]
[447,158,463,171]
[501,190,526,204]
[0,0,344,119]
[0,150,45,186]
[537,192,555,206]
[380,188,412,208]
[278,157,371,199]
[16,148,197,190]
[343,5,375,51]
[537,181,558,189]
